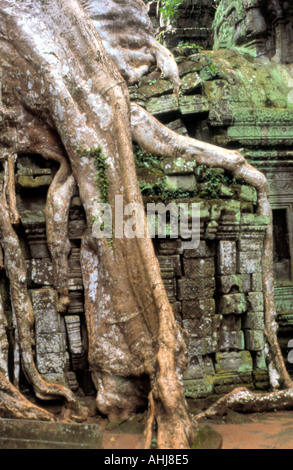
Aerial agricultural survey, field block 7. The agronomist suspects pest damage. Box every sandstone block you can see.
[183,257,215,279]
[217,240,236,275]
[245,330,265,351]
[243,311,265,330]
[247,292,264,312]
[218,293,247,315]
[238,250,262,273]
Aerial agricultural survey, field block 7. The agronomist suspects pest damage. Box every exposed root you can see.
[6,154,20,225]
[138,391,155,449]
[42,147,76,313]
[0,161,82,416]
[195,386,293,421]
[0,370,55,421]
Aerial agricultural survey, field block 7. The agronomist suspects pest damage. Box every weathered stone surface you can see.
[162,278,177,302]
[158,254,182,278]
[32,289,60,334]
[215,351,253,373]
[183,240,215,259]
[252,370,270,390]
[18,174,52,189]
[192,425,223,449]
[213,373,243,394]
[251,272,263,292]
[32,289,66,382]
[162,156,196,175]
[146,94,179,116]
[247,292,264,312]
[221,315,242,331]
[27,258,53,286]
[183,315,214,338]
[138,79,173,99]
[36,333,64,355]
[166,118,188,136]
[237,250,262,274]
[216,274,251,294]
[68,219,87,239]
[254,350,267,370]
[218,293,247,315]
[217,240,236,275]
[243,312,265,330]
[233,185,257,203]
[182,298,215,319]
[157,239,182,255]
[179,95,209,115]
[183,257,215,279]
[65,316,83,355]
[245,330,265,351]
[238,238,263,252]
[0,418,103,449]
[165,174,196,192]
[180,72,202,94]
[218,330,245,351]
[184,376,214,399]
[177,277,215,300]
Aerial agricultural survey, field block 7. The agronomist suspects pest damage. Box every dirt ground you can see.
[101,411,293,449]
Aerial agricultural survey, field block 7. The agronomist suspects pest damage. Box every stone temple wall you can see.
[4,145,269,399]
[154,204,269,397]
[213,0,293,63]
[147,0,216,49]
[2,0,293,399]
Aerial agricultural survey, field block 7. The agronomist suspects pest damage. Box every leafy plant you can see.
[77,145,109,203]
[159,0,184,21]
[139,178,198,201]
[176,41,203,56]
[133,144,163,169]
[196,165,246,199]
[77,145,115,249]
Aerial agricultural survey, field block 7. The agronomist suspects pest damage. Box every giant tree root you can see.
[195,386,293,420]
[0,371,54,421]
[43,148,76,313]
[0,158,85,419]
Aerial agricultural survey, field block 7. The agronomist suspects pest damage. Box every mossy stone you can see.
[191,425,223,449]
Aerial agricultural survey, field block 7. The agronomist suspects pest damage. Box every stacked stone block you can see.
[155,198,270,397]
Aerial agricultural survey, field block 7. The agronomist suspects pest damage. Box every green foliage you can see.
[176,41,203,57]
[159,0,184,21]
[139,178,198,200]
[77,145,109,203]
[196,165,246,199]
[133,145,163,169]
[151,437,157,449]
[159,0,220,22]
[77,145,115,249]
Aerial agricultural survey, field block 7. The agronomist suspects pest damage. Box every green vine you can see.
[176,41,203,57]
[196,165,246,199]
[77,145,115,249]
[77,145,109,204]
[139,178,198,201]
[159,0,184,21]
[133,144,163,169]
